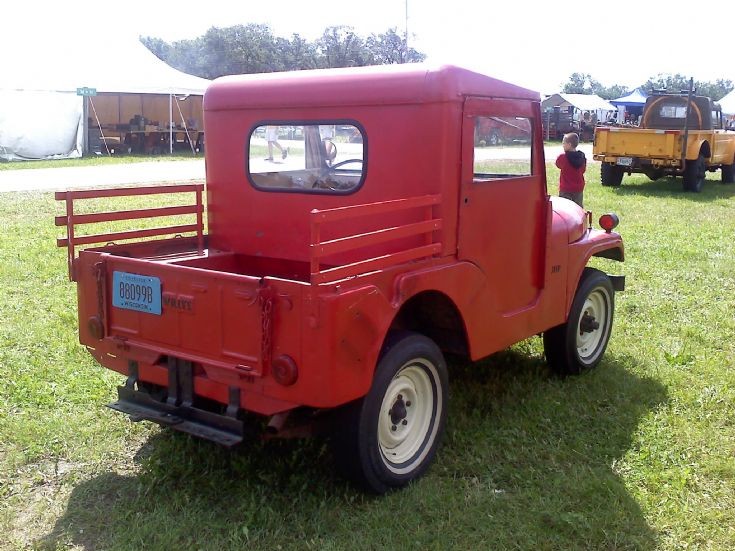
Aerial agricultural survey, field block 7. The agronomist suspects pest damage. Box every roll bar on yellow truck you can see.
[593,90,735,192]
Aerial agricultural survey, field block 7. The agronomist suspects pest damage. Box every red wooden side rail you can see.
[55,184,205,281]
[309,194,442,284]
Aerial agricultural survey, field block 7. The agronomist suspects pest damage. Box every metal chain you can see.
[260,292,274,370]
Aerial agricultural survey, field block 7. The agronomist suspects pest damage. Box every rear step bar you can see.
[108,359,244,447]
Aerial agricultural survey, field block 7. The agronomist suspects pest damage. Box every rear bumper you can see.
[109,386,245,447]
[108,358,246,447]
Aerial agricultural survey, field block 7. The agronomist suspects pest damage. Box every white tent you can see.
[719,90,735,116]
[542,93,616,113]
[0,31,210,161]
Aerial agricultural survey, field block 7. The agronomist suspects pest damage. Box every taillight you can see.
[599,213,620,233]
[272,355,298,386]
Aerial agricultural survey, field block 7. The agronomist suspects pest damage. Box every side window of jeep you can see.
[247,123,366,194]
[473,116,532,180]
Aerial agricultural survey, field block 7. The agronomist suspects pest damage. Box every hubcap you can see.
[576,288,609,362]
[378,362,435,466]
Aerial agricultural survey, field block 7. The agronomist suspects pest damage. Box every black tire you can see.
[489,131,501,146]
[722,162,734,184]
[683,154,706,192]
[601,163,624,187]
[331,332,448,494]
[543,268,615,376]
[643,168,664,181]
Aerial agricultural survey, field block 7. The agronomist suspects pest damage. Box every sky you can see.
[6,0,735,95]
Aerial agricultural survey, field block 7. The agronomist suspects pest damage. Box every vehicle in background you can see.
[593,91,735,191]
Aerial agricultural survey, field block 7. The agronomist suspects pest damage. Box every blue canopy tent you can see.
[610,88,648,123]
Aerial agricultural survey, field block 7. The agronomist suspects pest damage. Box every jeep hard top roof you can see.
[204,64,539,111]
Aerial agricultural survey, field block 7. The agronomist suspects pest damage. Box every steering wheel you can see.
[330,158,363,170]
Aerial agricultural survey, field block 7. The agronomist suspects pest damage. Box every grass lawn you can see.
[1,164,734,550]
[0,153,202,171]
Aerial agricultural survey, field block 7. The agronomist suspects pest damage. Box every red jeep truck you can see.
[56,64,624,493]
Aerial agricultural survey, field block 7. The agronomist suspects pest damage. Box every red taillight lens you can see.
[272,355,298,386]
[599,213,620,233]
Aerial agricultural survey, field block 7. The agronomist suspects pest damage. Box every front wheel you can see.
[543,268,615,375]
[331,332,448,494]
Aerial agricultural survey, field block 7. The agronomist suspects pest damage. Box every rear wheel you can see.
[331,332,448,493]
[543,268,615,375]
[601,164,624,186]
[722,162,734,184]
[683,154,706,192]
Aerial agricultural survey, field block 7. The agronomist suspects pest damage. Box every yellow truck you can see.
[593,92,735,192]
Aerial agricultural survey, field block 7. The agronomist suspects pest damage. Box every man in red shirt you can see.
[556,132,586,207]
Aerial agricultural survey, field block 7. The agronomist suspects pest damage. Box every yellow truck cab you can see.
[593,92,735,192]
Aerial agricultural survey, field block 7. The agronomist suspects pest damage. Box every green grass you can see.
[1,165,735,550]
[0,152,202,171]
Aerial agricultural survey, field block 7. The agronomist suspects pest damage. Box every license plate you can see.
[112,271,162,315]
[616,157,633,166]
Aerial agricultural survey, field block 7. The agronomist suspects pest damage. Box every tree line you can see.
[562,72,733,101]
[141,24,426,80]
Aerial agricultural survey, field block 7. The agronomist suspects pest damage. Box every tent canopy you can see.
[610,88,648,107]
[2,31,209,95]
[542,93,616,112]
[719,90,735,115]
[0,30,210,160]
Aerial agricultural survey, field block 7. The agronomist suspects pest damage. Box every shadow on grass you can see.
[607,176,735,200]
[39,350,666,550]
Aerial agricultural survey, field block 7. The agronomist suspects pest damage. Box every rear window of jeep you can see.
[247,123,365,194]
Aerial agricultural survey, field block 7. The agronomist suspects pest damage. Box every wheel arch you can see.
[688,139,711,160]
[565,242,624,316]
[387,290,470,360]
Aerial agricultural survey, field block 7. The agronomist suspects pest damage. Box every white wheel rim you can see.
[576,287,610,363]
[378,360,438,473]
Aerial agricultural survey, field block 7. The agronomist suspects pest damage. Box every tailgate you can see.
[104,255,269,375]
[594,128,680,159]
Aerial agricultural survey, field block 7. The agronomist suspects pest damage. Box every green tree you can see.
[142,23,427,78]
[366,28,426,64]
[561,73,601,95]
[559,72,734,102]
[596,84,627,101]
[316,26,371,68]
[642,74,733,99]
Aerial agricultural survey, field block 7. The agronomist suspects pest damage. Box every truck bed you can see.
[594,126,682,161]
